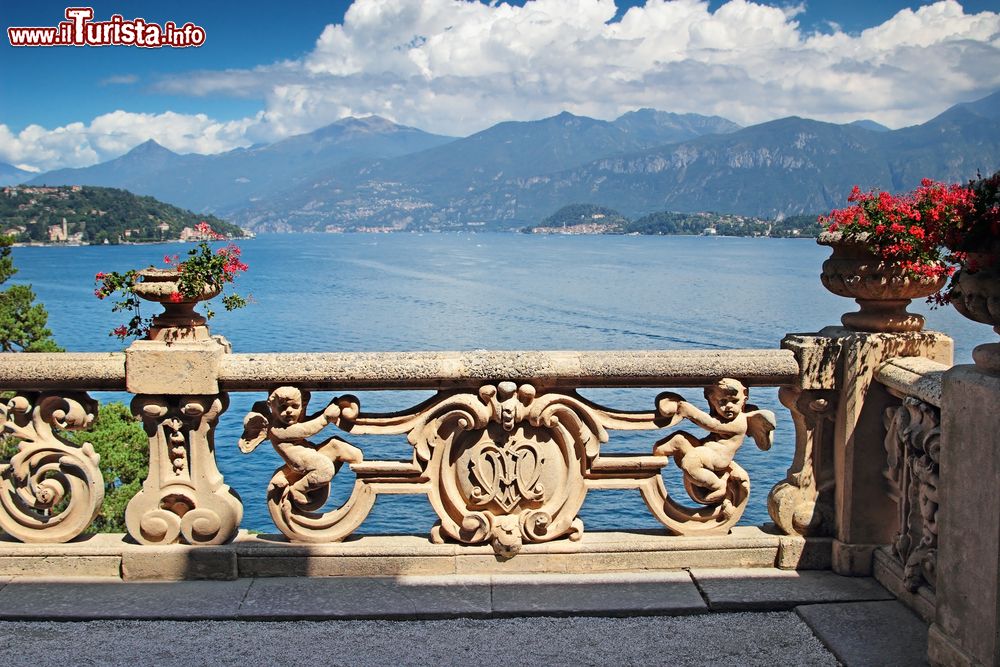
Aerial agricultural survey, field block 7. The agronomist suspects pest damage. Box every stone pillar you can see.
[124,335,242,545]
[777,327,951,575]
[928,366,1000,667]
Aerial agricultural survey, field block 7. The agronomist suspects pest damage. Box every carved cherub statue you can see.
[653,378,775,504]
[239,386,362,505]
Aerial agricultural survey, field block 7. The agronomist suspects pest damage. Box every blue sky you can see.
[2,0,999,171]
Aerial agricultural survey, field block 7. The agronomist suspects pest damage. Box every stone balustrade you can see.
[0,311,998,667]
[0,346,800,555]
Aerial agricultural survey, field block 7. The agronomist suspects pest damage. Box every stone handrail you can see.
[0,349,799,391]
[875,356,948,407]
[0,352,125,390]
[218,349,799,390]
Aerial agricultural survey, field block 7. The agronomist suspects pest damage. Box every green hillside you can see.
[0,185,245,244]
[627,211,820,237]
[528,204,821,237]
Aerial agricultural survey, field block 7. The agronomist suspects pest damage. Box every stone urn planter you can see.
[948,255,1000,372]
[132,267,221,341]
[818,232,947,333]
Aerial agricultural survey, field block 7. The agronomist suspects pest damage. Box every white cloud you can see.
[259,0,1000,134]
[0,111,258,172]
[5,0,1000,171]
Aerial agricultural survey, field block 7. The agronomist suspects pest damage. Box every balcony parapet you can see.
[0,346,802,555]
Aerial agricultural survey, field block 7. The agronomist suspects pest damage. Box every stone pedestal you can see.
[929,366,1000,666]
[775,328,952,576]
[123,335,242,545]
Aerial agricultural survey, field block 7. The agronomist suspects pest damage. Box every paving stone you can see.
[796,600,929,666]
[490,571,706,615]
[690,568,893,611]
[237,575,493,619]
[0,579,252,620]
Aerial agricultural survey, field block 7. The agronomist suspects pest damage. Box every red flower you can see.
[168,291,183,303]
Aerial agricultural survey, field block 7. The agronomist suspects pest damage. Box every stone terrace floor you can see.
[0,568,929,666]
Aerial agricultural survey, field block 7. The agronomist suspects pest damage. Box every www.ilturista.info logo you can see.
[8,7,206,48]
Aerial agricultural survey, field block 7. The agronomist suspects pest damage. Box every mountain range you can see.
[20,91,1000,231]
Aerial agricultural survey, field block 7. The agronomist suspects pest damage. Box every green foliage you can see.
[68,402,148,534]
[0,186,244,244]
[96,223,250,339]
[528,206,822,237]
[626,210,820,237]
[537,204,629,230]
[0,236,62,352]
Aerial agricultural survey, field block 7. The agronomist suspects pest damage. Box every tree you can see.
[68,402,148,533]
[0,236,61,352]
[0,235,148,532]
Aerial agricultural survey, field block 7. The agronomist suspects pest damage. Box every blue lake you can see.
[10,233,985,535]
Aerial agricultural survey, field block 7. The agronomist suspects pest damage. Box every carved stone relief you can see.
[884,396,939,592]
[0,392,104,543]
[239,387,367,543]
[239,379,776,556]
[125,394,242,545]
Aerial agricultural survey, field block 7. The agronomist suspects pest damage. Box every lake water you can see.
[9,233,986,535]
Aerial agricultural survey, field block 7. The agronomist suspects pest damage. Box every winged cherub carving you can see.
[239,386,362,505]
[653,378,775,504]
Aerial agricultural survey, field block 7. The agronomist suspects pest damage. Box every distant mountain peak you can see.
[125,139,177,157]
[849,119,890,132]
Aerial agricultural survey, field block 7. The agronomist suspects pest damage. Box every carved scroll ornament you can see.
[0,392,105,543]
[884,397,939,592]
[125,394,242,545]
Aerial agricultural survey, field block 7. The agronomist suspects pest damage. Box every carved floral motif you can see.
[125,394,242,545]
[884,396,940,592]
[0,392,104,543]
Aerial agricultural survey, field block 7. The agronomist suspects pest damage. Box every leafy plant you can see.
[819,179,974,280]
[95,222,249,338]
[0,236,61,352]
[946,170,1000,272]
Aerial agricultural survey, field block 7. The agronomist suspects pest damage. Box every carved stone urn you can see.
[818,232,946,333]
[132,267,221,341]
[948,254,1000,372]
